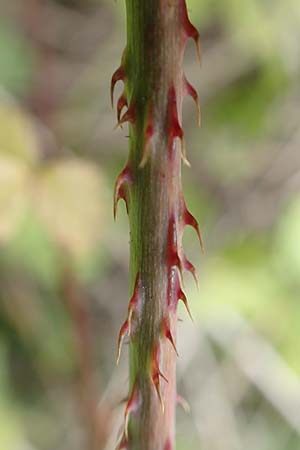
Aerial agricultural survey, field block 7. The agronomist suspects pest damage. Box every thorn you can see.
[115,103,135,129]
[168,85,187,161]
[151,344,168,412]
[126,272,140,337]
[162,317,179,356]
[177,394,190,413]
[113,166,132,220]
[124,412,129,440]
[167,213,179,259]
[182,256,199,289]
[116,273,140,363]
[167,215,185,284]
[117,94,128,123]
[183,207,205,253]
[128,273,140,309]
[183,75,201,128]
[166,331,179,356]
[180,0,202,65]
[178,288,193,322]
[181,136,191,167]
[111,67,125,108]
[124,381,139,439]
[117,320,129,365]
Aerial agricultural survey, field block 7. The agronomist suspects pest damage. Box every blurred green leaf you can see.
[0,22,34,95]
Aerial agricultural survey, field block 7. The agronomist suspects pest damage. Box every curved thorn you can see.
[127,272,140,335]
[168,85,187,160]
[183,255,199,289]
[167,213,185,283]
[113,166,132,220]
[166,330,179,356]
[183,75,201,127]
[184,207,205,253]
[117,320,129,365]
[124,381,139,439]
[180,0,202,64]
[111,67,125,108]
[151,343,167,411]
[124,412,129,440]
[115,103,135,129]
[162,318,179,356]
[113,184,127,220]
[117,94,128,123]
[181,136,191,167]
[116,273,140,364]
[127,307,133,336]
[178,289,193,322]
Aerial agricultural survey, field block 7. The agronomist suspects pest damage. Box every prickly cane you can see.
[112,2,203,449]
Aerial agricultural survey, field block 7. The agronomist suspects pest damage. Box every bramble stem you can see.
[113,2,201,449]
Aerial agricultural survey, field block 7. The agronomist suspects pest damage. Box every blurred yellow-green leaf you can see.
[34,158,107,257]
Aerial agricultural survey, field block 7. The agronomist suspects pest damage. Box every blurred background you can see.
[1,0,300,449]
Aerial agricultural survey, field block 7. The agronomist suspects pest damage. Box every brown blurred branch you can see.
[62,262,112,450]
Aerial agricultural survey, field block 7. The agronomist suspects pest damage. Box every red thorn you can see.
[115,102,136,129]
[180,0,202,64]
[183,75,201,128]
[151,344,168,412]
[162,317,179,356]
[167,214,184,280]
[139,123,154,168]
[182,255,199,289]
[168,86,183,142]
[168,86,189,165]
[183,206,205,253]
[111,67,125,108]
[124,380,139,439]
[177,394,190,413]
[117,93,128,123]
[127,273,140,333]
[117,319,129,365]
[116,273,141,363]
[113,166,132,220]
[178,288,193,321]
